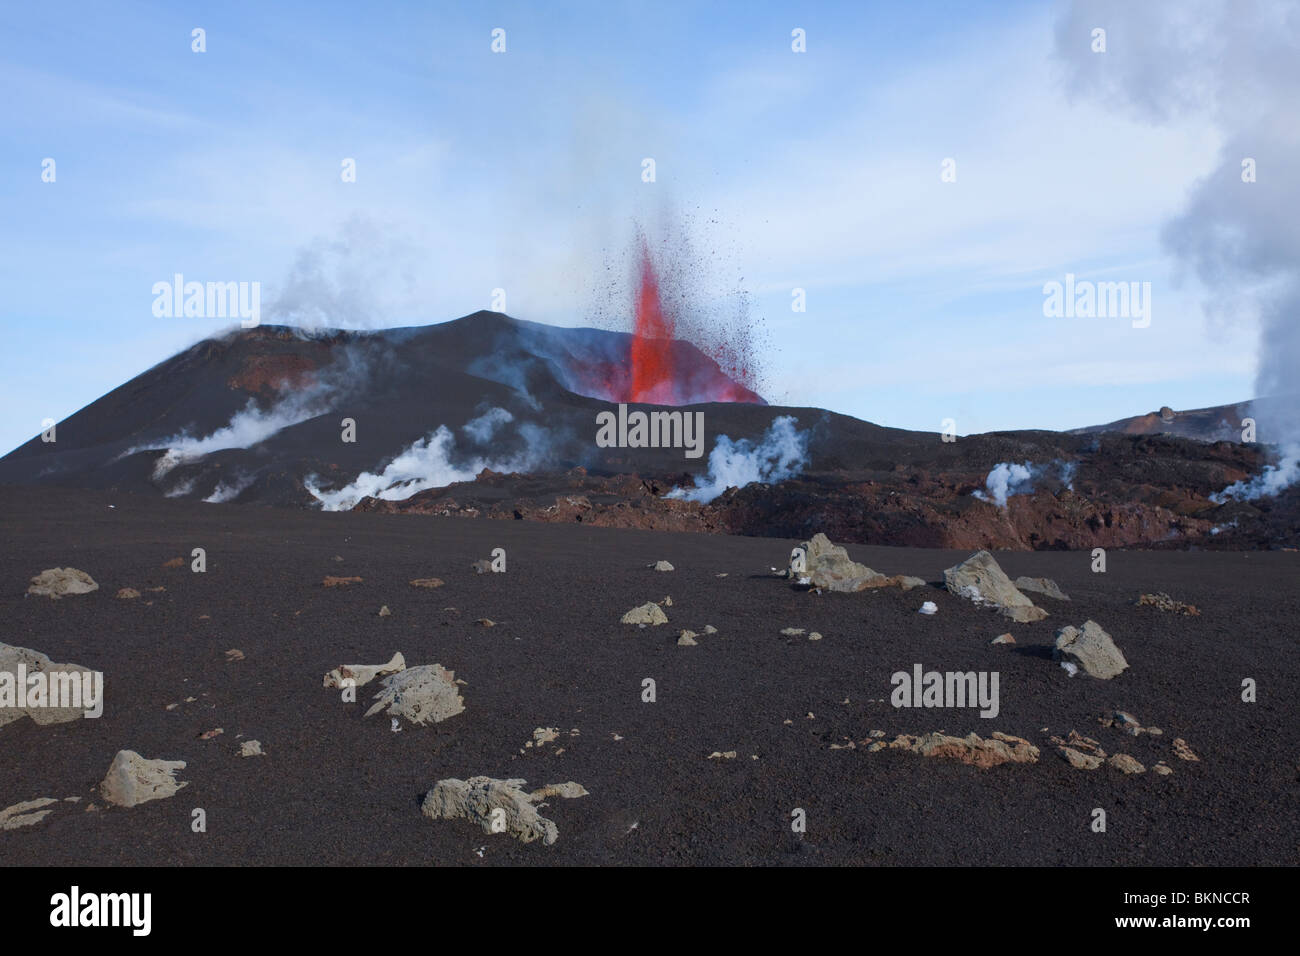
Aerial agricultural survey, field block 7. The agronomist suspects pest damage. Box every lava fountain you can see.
[629,241,677,404]
[573,234,765,406]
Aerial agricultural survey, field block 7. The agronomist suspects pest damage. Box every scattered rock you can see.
[1054,620,1128,679]
[677,630,698,646]
[652,561,674,572]
[224,649,245,662]
[529,781,589,801]
[529,727,560,748]
[790,533,925,592]
[471,559,492,574]
[0,642,98,728]
[99,750,187,807]
[365,664,465,726]
[378,605,391,617]
[198,728,224,740]
[115,587,141,600]
[621,603,668,626]
[708,751,738,760]
[991,633,1015,644]
[1136,592,1200,616]
[409,577,445,589]
[1059,746,1104,770]
[703,625,718,635]
[1050,730,1106,756]
[322,575,363,588]
[884,731,1040,768]
[1014,576,1071,601]
[323,652,406,689]
[918,601,938,615]
[27,568,98,599]
[421,776,587,845]
[238,740,264,757]
[780,627,805,636]
[1152,762,1174,775]
[0,797,61,830]
[943,552,1047,622]
[1172,738,1200,762]
[1098,710,1160,736]
[808,631,823,641]
[161,557,185,569]
[474,618,495,627]
[1108,753,1146,774]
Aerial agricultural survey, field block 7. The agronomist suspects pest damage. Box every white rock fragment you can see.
[0,642,98,729]
[621,603,668,626]
[27,568,98,599]
[0,797,61,830]
[365,664,465,726]
[943,551,1047,623]
[323,651,405,689]
[918,601,938,615]
[421,776,587,845]
[1054,620,1129,679]
[99,750,188,807]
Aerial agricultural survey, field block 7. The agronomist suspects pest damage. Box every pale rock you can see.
[943,552,1047,622]
[27,568,98,599]
[323,651,405,689]
[365,664,465,726]
[99,750,187,807]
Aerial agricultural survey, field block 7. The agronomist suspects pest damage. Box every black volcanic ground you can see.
[1,486,1296,866]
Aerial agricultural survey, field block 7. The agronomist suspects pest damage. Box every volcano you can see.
[0,311,1294,550]
[0,311,773,506]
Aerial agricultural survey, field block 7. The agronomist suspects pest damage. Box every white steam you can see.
[974,459,1077,508]
[1209,453,1300,502]
[139,394,330,479]
[204,475,254,503]
[462,407,514,443]
[666,416,809,504]
[1057,0,1300,499]
[306,423,549,512]
[974,462,1036,508]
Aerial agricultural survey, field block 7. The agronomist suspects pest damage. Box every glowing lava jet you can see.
[587,239,764,406]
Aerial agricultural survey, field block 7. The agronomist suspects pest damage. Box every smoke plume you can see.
[1056,0,1300,497]
[667,416,809,504]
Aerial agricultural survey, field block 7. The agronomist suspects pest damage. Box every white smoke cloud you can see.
[139,393,330,478]
[1209,453,1300,502]
[264,214,423,329]
[974,459,1077,508]
[974,462,1036,508]
[306,422,549,512]
[1056,0,1300,497]
[462,407,513,443]
[204,475,254,503]
[666,416,809,504]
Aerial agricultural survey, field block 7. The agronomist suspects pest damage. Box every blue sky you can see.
[0,0,1256,454]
